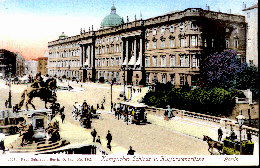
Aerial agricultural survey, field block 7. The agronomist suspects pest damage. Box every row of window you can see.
[146,21,198,36]
[146,73,188,86]
[146,35,199,49]
[145,54,199,68]
[97,71,120,81]
[49,49,80,58]
[95,57,121,67]
[96,44,121,55]
[48,60,80,68]
[48,69,81,78]
[50,43,78,50]
[96,36,121,44]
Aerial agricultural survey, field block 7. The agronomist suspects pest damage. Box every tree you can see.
[199,50,241,89]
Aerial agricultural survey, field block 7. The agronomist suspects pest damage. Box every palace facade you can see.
[48,7,246,87]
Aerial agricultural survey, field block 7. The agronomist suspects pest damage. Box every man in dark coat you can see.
[106,130,112,150]
[127,146,135,155]
[218,127,223,141]
[91,129,97,142]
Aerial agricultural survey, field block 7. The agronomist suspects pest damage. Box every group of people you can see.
[217,127,252,142]
[50,102,66,123]
[72,100,103,129]
[91,129,112,151]
[90,129,135,155]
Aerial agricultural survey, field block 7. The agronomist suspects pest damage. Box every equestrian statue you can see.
[17,73,58,111]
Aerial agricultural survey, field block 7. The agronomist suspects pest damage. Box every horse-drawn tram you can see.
[117,102,148,125]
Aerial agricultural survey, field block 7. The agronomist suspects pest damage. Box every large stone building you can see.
[16,53,25,77]
[24,59,38,77]
[48,6,246,87]
[0,49,18,78]
[242,3,258,67]
[37,57,48,75]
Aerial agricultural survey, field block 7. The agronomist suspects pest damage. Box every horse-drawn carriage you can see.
[117,102,148,125]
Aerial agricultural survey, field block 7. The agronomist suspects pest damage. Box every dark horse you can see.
[203,135,223,155]
[18,78,57,110]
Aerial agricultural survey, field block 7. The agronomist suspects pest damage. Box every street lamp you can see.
[236,111,245,155]
[110,78,115,113]
[8,64,12,108]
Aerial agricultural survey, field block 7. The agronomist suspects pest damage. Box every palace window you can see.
[180,74,184,86]
[152,56,158,67]
[146,42,149,50]
[146,73,150,84]
[180,55,189,67]
[234,39,239,48]
[145,56,150,67]
[211,39,214,47]
[153,28,157,35]
[146,30,149,37]
[162,73,167,84]
[161,27,166,34]
[179,22,184,32]
[161,40,165,48]
[170,74,175,85]
[190,22,197,29]
[170,55,176,67]
[180,38,186,47]
[190,35,198,47]
[170,25,175,32]
[170,39,175,48]
[153,41,157,49]
[161,55,166,67]
[192,55,199,68]
[226,39,230,48]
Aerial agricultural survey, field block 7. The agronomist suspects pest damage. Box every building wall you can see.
[16,53,25,77]
[24,60,38,77]
[243,5,258,67]
[0,49,17,77]
[48,8,246,86]
[37,57,48,75]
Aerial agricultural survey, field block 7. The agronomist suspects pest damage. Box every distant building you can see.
[48,7,246,87]
[242,3,258,67]
[25,60,38,77]
[16,53,25,77]
[0,49,17,78]
[37,57,48,75]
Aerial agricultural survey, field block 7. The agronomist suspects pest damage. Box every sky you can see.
[0,0,257,60]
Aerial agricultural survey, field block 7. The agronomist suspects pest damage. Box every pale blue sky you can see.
[0,0,257,59]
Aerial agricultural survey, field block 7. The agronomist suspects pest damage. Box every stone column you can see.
[139,38,143,67]
[133,37,137,64]
[121,39,124,65]
[91,45,95,68]
[88,45,91,68]
[126,39,129,67]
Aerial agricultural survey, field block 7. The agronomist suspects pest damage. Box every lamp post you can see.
[236,111,245,155]
[8,64,12,108]
[110,79,115,113]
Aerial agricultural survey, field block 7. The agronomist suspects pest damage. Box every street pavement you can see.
[0,79,218,155]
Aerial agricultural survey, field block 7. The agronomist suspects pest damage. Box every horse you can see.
[203,135,223,155]
[18,78,57,110]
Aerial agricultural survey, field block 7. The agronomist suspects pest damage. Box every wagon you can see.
[118,102,148,125]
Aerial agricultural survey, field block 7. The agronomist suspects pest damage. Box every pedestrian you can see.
[91,129,97,142]
[101,104,104,110]
[127,146,135,155]
[106,130,112,150]
[82,100,88,110]
[164,109,169,121]
[218,127,223,141]
[230,130,236,140]
[166,105,174,120]
[97,104,99,110]
[61,113,65,123]
[247,130,252,142]
[5,100,8,108]
[96,136,101,144]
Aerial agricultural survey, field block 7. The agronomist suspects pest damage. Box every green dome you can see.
[59,32,67,39]
[101,5,124,28]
